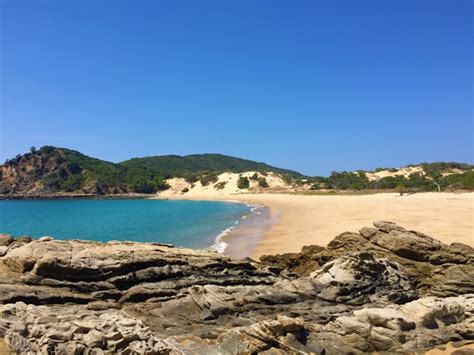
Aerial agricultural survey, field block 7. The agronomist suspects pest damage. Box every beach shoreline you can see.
[155,192,474,259]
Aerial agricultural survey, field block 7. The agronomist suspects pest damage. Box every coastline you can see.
[0,193,152,200]
[214,204,276,258]
[155,192,474,259]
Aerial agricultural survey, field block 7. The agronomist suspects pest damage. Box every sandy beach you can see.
[159,192,474,259]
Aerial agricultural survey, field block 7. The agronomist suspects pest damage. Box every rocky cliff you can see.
[0,222,472,354]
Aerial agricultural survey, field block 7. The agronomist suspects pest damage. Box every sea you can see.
[0,199,256,252]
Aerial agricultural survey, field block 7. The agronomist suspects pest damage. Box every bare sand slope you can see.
[158,192,473,258]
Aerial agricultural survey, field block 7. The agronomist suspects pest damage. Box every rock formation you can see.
[0,221,472,354]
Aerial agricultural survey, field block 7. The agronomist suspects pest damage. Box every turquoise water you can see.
[0,199,251,249]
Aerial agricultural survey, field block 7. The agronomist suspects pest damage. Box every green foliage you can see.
[184,173,199,183]
[214,181,227,190]
[257,176,269,188]
[440,171,474,190]
[181,187,189,193]
[200,173,219,186]
[237,176,250,189]
[120,153,303,179]
[130,177,155,193]
[61,175,85,192]
[5,147,474,195]
[322,171,369,190]
[422,162,473,176]
[396,183,407,195]
[153,176,170,191]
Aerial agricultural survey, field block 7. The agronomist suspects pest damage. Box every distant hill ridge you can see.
[0,146,302,196]
[1,146,472,196]
[120,153,302,178]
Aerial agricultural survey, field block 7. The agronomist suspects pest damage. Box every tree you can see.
[30,146,37,154]
[237,176,250,189]
[153,176,170,191]
[396,183,406,196]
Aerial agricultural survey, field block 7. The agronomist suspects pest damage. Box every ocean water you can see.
[0,199,252,250]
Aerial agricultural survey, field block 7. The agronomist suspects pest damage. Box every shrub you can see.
[130,177,155,193]
[214,181,227,190]
[257,177,269,188]
[181,187,189,193]
[67,162,82,175]
[396,183,407,196]
[281,174,293,185]
[184,174,199,183]
[200,173,218,186]
[237,176,250,189]
[153,177,170,191]
[61,175,85,192]
[250,173,259,181]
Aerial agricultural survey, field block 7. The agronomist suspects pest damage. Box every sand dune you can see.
[160,171,291,197]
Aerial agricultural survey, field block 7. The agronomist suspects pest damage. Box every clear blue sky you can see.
[1,0,472,176]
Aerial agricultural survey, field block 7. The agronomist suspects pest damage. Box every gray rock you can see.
[310,251,418,304]
[0,222,472,354]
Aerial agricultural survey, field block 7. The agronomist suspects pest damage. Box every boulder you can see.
[310,251,418,304]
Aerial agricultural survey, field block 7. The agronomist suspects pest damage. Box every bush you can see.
[181,187,189,193]
[214,181,227,190]
[257,177,269,188]
[440,171,474,190]
[324,171,369,190]
[184,174,199,183]
[200,173,218,186]
[237,176,250,189]
[153,177,170,191]
[250,173,259,181]
[396,183,407,196]
[130,177,155,193]
[61,175,85,192]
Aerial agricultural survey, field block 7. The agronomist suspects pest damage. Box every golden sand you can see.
[158,192,474,258]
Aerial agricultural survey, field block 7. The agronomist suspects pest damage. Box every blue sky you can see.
[1,0,472,176]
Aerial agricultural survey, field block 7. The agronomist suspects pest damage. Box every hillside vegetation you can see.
[308,162,474,192]
[0,146,301,195]
[121,154,302,179]
[1,146,472,196]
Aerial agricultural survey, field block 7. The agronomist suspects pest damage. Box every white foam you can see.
[211,203,265,254]
[211,226,234,253]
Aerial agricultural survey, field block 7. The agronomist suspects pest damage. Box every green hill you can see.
[0,146,302,195]
[120,154,303,179]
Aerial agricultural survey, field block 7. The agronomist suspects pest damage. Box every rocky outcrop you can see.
[0,222,472,354]
[261,220,474,297]
[309,251,418,304]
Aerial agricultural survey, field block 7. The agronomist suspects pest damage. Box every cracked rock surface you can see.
[0,221,472,354]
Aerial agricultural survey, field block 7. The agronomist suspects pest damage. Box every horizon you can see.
[1,0,473,175]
